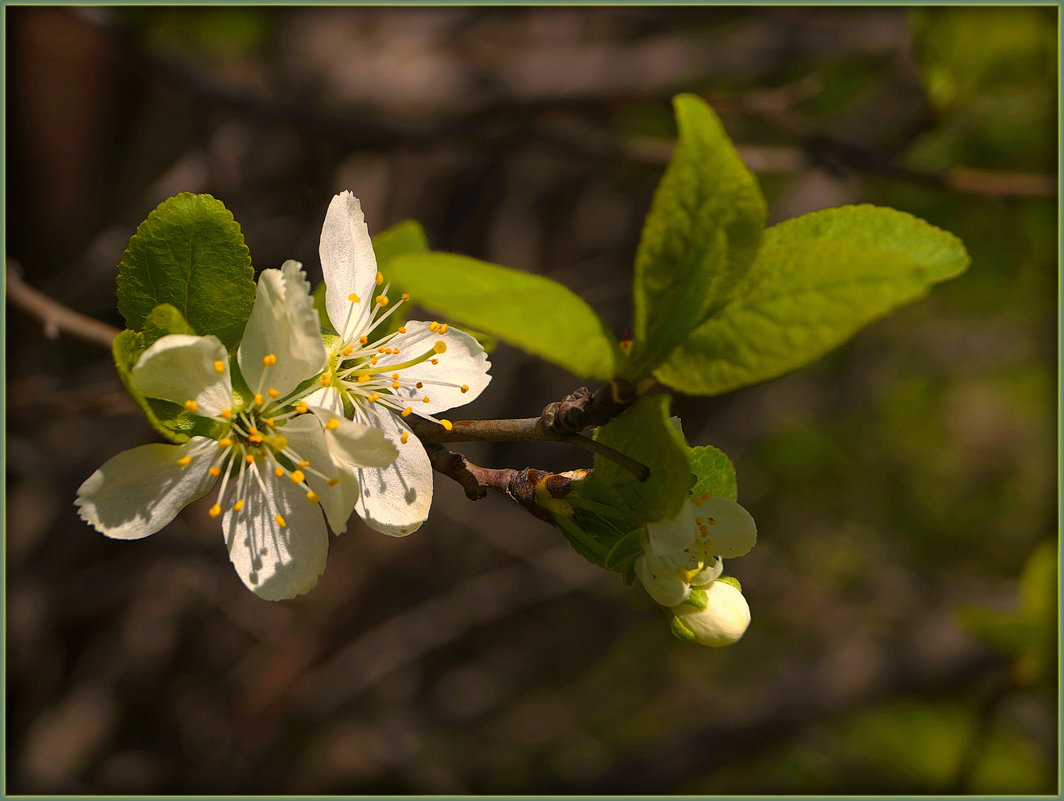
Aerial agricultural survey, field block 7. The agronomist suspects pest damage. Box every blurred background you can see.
[5,6,1058,794]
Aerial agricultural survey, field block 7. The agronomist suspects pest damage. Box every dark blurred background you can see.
[5,6,1058,794]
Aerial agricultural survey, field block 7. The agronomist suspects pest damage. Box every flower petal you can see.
[277,413,359,535]
[671,581,751,647]
[238,260,327,400]
[223,460,329,600]
[634,552,691,607]
[131,334,234,417]
[695,496,757,558]
[350,402,432,537]
[320,192,378,341]
[304,386,344,415]
[646,499,697,555]
[311,407,398,470]
[374,321,491,414]
[75,438,218,540]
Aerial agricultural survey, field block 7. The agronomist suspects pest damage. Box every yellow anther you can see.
[290,470,306,484]
[401,293,410,302]
[440,324,449,334]
[343,346,354,356]
[209,466,221,477]
[275,467,285,477]
[392,382,400,389]
[433,341,447,354]
[401,407,413,417]
[440,419,453,431]
[268,388,280,399]
[245,454,255,464]
[266,418,275,426]
[254,393,264,406]
[326,419,340,430]
[275,515,287,528]
[391,373,400,380]
[176,456,192,466]
[249,427,259,435]
[219,438,233,448]
[368,393,380,403]
[233,499,245,512]
[262,353,277,367]
[248,434,263,444]
[321,373,332,386]
[392,348,400,355]
[431,358,439,365]
[184,400,199,412]
[221,409,232,419]
[398,326,407,334]
[400,431,409,444]
[348,292,361,303]
[326,477,340,487]
[429,321,439,332]
[422,396,431,403]
[376,271,384,286]
[375,295,389,306]
[357,374,371,384]
[214,360,226,374]
[209,504,222,518]
[272,436,287,451]
[359,336,368,345]
[460,385,469,394]
[298,460,310,468]
[306,491,320,503]
[378,347,387,354]
[296,402,309,414]
[370,356,378,365]
[415,382,423,389]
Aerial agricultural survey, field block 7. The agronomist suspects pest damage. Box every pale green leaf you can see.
[688,445,737,501]
[628,94,766,376]
[657,205,970,395]
[384,252,620,379]
[141,303,195,346]
[117,193,255,349]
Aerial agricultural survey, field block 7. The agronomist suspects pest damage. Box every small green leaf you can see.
[117,193,255,349]
[373,219,429,267]
[657,205,970,396]
[689,445,738,501]
[586,394,690,522]
[384,252,620,379]
[628,94,767,377]
[141,303,195,346]
[113,329,216,443]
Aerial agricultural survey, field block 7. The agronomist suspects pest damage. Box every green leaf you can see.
[688,445,737,501]
[373,219,429,267]
[117,193,255,349]
[141,303,195,346]
[656,205,970,396]
[384,252,621,379]
[586,394,690,522]
[628,94,767,377]
[113,329,217,443]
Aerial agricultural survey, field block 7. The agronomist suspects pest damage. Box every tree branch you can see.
[6,260,120,348]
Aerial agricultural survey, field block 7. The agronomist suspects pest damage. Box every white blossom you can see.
[76,261,396,600]
[309,191,492,536]
[669,580,752,647]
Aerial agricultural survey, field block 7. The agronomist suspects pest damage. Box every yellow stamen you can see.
[321,373,332,386]
[375,295,389,307]
[429,322,439,332]
[343,346,354,356]
[298,460,310,468]
[401,407,413,417]
[460,385,469,393]
[272,436,287,451]
[209,504,222,518]
[348,292,361,303]
[209,466,221,477]
[378,347,388,354]
[440,419,453,431]
[248,434,263,444]
[184,400,198,412]
[415,382,423,389]
[296,402,308,414]
[359,336,368,345]
[219,438,233,448]
[401,293,410,302]
[376,271,384,286]
[275,515,287,528]
[268,388,279,399]
[176,456,192,466]
[245,455,255,464]
[370,356,378,365]
[275,467,285,477]
[254,393,264,406]
[431,358,439,365]
[440,324,449,334]
[422,396,431,403]
[262,353,277,367]
[266,418,275,426]
[306,491,320,503]
[221,409,232,419]
[290,470,305,484]
[326,477,339,487]
[391,373,400,380]
[400,431,409,444]
[249,427,259,435]
[392,382,400,389]
[233,500,245,512]
[398,326,407,334]
[326,419,340,430]
[214,360,226,374]
[433,341,447,354]
[367,393,380,403]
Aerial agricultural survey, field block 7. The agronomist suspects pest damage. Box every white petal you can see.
[689,555,724,587]
[238,261,327,400]
[350,402,432,537]
[672,582,751,647]
[132,334,234,417]
[694,496,757,558]
[223,460,329,600]
[320,192,378,341]
[634,552,690,607]
[646,499,697,555]
[304,385,345,415]
[310,406,398,470]
[75,438,218,540]
[374,321,491,414]
[277,413,359,535]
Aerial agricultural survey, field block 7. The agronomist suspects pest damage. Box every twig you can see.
[6,260,119,348]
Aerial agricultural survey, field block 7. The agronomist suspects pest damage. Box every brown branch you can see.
[6,260,120,348]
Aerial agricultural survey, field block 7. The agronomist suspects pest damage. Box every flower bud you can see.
[669,579,750,647]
